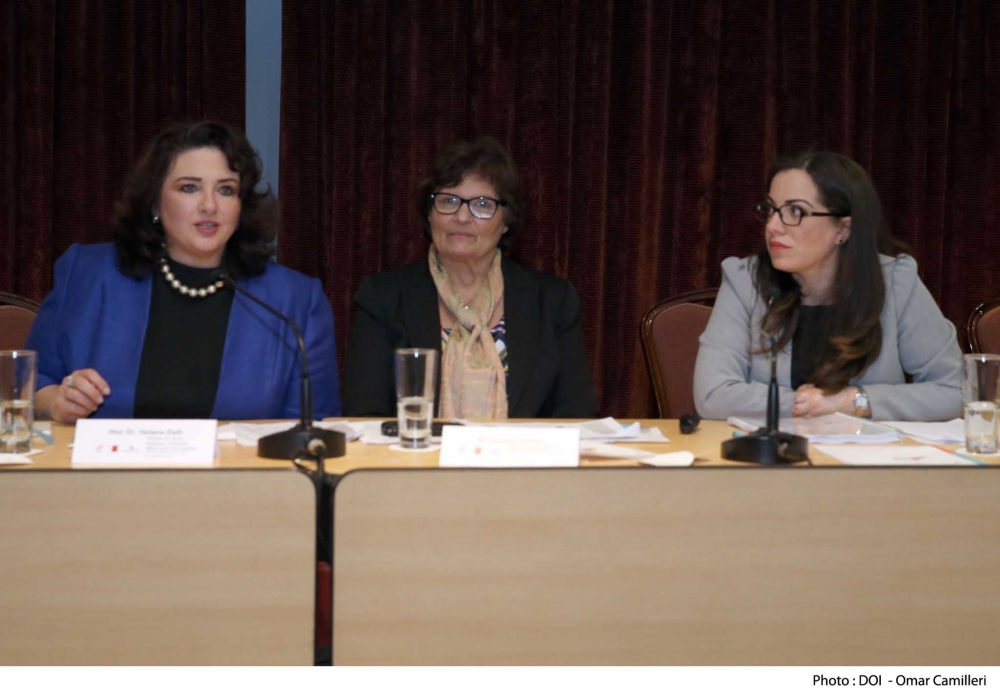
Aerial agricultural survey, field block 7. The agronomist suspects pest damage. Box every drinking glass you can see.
[0,350,37,454]
[395,348,438,449]
[965,401,999,454]
[962,354,1000,454]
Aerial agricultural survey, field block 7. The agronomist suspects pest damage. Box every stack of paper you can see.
[727,413,899,444]
[356,417,671,447]
[877,419,965,444]
[458,417,670,443]
[813,444,977,466]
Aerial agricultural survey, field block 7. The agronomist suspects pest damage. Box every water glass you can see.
[395,348,438,449]
[962,354,1000,454]
[962,354,1000,404]
[0,350,37,454]
[965,401,999,454]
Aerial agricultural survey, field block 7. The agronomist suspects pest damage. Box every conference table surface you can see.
[5,418,994,472]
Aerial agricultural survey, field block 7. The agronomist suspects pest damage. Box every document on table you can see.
[356,421,443,446]
[813,444,977,466]
[728,413,899,444]
[0,449,43,465]
[354,417,670,446]
[877,419,965,444]
[455,417,670,443]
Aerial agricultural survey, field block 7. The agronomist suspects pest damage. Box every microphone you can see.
[720,285,808,464]
[765,287,781,434]
[217,273,345,463]
[679,413,701,435]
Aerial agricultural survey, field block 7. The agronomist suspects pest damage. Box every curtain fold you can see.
[1,0,245,299]
[287,0,992,417]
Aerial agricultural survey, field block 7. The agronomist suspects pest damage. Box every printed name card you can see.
[439,425,580,468]
[72,419,218,467]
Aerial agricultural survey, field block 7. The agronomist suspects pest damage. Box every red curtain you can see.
[0,0,245,299]
[280,0,1000,418]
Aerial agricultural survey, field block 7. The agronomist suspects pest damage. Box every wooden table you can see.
[0,468,316,665]
[5,418,998,665]
[14,418,985,472]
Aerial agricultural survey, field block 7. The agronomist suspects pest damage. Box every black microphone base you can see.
[721,430,809,465]
[258,425,347,461]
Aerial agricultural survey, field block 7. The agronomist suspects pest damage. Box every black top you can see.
[134,259,234,418]
[790,305,830,390]
[342,256,597,418]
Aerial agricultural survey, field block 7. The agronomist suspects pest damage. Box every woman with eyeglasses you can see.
[693,151,962,421]
[343,136,597,418]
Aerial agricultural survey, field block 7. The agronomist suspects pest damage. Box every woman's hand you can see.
[792,384,856,418]
[41,369,111,424]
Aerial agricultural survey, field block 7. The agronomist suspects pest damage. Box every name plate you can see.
[72,419,218,467]
[439,425,580,468]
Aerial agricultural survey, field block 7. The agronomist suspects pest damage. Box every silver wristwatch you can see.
[853,385,872,419]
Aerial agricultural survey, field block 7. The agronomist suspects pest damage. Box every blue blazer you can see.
[26,243,342,419]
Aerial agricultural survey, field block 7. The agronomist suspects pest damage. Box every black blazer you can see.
[343,257,597,418]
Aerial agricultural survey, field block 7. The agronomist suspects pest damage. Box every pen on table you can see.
[929,443,988,466]
[32,429,55,445]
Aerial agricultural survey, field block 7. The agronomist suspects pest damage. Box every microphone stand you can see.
[721,307,808,465]
[218,275,346,466]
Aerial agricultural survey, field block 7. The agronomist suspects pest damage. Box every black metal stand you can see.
[257,425,346,461]
[721,429,809,465]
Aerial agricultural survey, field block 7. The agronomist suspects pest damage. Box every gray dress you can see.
[693,254,963,421]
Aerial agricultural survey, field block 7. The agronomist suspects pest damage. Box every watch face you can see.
[854,390,871,416]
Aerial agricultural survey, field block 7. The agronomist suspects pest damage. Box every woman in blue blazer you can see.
[27,122,341,423]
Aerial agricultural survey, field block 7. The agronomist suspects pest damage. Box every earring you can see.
[152,211,160,226]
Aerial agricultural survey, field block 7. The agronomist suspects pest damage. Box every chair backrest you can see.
[967,298,1000,354]
[640,288,718,418]
[0,292,41,352]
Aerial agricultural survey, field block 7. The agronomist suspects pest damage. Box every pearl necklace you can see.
[158,258,226,298]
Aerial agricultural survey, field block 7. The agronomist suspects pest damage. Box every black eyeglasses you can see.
[755,201,845,227]
[431,193,506,220]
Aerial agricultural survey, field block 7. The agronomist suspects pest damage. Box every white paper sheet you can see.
[356,420,443,446]
[728,413,899,444]
[578,441,657,459]
[813,444,977,466]
[0,449,43,465]
[639,451,696,467]
[439,426,580,468]
[72,419,217,467]
[454,417,670,443]
[878,419,965,444]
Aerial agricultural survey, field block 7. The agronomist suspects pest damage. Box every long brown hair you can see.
[113,122,278,278]
[754,152,909,393]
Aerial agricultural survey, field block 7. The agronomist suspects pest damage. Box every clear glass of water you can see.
[0,350,37,454]
[965,401,999,454]
[394,348,438,449]
[962,353,1000,404]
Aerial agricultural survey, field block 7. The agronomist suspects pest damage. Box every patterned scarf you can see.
[428,245,508,420]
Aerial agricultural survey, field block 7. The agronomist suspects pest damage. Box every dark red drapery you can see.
[1,0,245,299]
[280,0,1000,418]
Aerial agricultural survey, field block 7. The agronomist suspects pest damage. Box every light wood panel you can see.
[333,467,1000,665]
[0,469,316,665]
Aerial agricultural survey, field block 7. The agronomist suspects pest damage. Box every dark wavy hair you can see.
[113,122,278,278]
[754,151,909,393]
[417,136,524,251]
